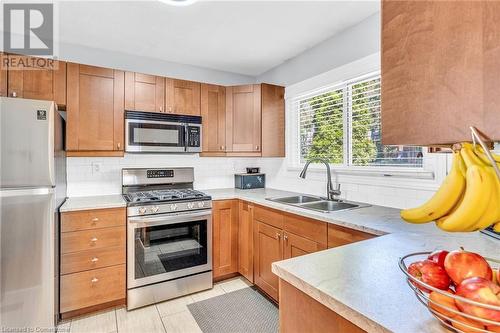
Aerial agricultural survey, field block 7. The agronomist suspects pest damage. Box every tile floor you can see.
[57,277,253,333]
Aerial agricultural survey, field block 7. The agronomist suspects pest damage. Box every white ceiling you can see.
[58,1,380,76]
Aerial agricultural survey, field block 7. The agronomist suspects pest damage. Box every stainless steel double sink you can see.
[266,195,368,213]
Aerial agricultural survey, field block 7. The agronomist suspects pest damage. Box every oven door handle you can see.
[128,210,212,227]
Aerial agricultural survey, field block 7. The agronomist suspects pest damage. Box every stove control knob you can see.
[170,204,178,211]
[138,207,147,215]
[151,206,160,213]
[187,203,195,209]
[197,201,205,208]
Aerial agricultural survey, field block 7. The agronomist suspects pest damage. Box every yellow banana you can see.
[476,145,500,163]
[436,163,493,232]
[494,222,500,233]
[400,151,465,223]
[467,167,500,231]
[474,148,500,169]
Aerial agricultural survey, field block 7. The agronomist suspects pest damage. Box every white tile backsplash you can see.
[67,154,443,209]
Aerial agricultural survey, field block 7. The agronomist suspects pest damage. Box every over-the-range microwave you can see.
[125,111,201,153]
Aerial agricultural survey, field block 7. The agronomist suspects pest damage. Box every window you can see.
[296,74,423,168]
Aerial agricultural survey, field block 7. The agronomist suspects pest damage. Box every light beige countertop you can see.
[60,195,126,212]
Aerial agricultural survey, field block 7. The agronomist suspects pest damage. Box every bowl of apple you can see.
[399,248,500,332]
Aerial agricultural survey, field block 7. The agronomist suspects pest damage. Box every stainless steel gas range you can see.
[122,167,213,309]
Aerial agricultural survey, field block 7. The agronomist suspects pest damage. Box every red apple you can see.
[408,260,451,292]
[444,249,492,285]
[456,277,500,323]
[428,289,460,319]
[428,250,449,269]
[451,315,485,333]
[487,325,500,333]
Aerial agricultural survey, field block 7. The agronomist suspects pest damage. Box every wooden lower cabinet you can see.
[327,224,376,248]
[238,201,254,282]
[279,279,365,333]
[254,221,283,301]
[212,200,239,279]
[60,265,126,313]
[283,231,326,259]
[60,207,126,317]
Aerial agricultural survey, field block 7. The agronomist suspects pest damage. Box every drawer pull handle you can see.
[91,217,99,223]
[91,257,99,263]
[90,237,98,243]
[276,233,281,240]
[283,234,288,241]
[91,278,99,283]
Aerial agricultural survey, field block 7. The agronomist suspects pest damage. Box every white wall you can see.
[257,13,380,86]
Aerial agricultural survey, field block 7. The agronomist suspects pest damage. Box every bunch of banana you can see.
[401,143,500,232]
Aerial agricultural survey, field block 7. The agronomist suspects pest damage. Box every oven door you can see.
[125,119,187,153]
[127,210,212,288]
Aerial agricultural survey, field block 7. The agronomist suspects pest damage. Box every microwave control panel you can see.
[187,126,201,147]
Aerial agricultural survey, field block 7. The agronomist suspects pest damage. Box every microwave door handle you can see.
[128,210,212,227]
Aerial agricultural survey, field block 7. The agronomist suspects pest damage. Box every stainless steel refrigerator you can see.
[0,97,66,329]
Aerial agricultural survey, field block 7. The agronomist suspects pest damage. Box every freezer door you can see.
[0,188,55,329]
[0,97,56,188]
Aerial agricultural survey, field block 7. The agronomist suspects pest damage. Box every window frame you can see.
[287,71,434,179]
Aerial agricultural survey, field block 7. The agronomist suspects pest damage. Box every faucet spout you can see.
[299,158,341,201]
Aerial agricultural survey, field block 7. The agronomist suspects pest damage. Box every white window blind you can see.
[296,74,423,168]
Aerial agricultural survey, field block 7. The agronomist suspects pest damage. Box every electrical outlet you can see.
[91,162,102,174]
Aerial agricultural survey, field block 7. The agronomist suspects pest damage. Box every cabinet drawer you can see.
[284,214,327,245]
[327,224,376,248]
[61,208,125,232]
[253,205,284,229]
[61,226,125,254]
[60,264,125,313]
[61,246,125,275]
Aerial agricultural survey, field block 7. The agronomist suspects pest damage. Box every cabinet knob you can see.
[91,257,99,263]
[284,234,288,241]
[159,106,163,112]
[91,217,99,223]
[255,145,260,151]
[11,91,17,98]
[90,237,98,243]
[91,277,99,283]
[276,232,281,240]
[117,142,121,150]
[220,145,225,151]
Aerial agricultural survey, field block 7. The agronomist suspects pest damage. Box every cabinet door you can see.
[327,224,376,248]
[125,72,164,112]
[6,54,66,106]
[212,200,239,279]
[67,64,125,153]
[165,78,201,115]
[253,220,282,301]
[226,85,261,153]
[238,201,253,283]
[201,84,226,153]
[283,231,326,260]
[0,53,6,97]
[261,84,285,157]
[382,1,500,145]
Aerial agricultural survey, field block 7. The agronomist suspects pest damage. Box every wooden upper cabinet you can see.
[238,201,253,283]
[261,84,285,157]
[381,1,500,145]
[226,84,261,153]
[165,78,200,115]
[66,63,125,154]
[5,54,66,106]
[201,84,226,153]
[212,200,239,279]
[125,72,164,112]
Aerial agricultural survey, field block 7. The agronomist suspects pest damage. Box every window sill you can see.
[286,165,435,180]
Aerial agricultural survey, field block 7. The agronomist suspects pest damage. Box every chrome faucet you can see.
[299,158,341,201]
